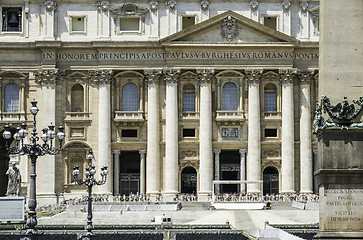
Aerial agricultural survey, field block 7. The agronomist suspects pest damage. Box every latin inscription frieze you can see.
[42,51,318,61]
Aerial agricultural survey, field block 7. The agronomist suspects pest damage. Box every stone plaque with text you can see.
[0,197,25,222]
[320,184,363,232]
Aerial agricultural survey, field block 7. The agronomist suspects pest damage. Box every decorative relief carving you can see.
[180,150,198,159]
[180,71,198,81]
[279,68,297,84]
[297,70,314,84]
[245,68,263,84]
[144,69,162,84]
[166,0,176,11]
[89,70,113,84]
[196,69,214,83]
[180,160,199,170]
[150,0,158,12]
[163,68,181,83]
[97,1,110,12]
[221,15,239,41]
[262,160,280,170]
[262,71,279,81]
[263,149,280,158]
[139,149,146,155]
[300,2,309,12]
[250,1,259,10]
[45,1,58,12]
[282,1,291,11]
[34,69,59,84]
[213,149,221,155]
[65,71,89,84]
[201,0,209,11]
[110,3,149,22]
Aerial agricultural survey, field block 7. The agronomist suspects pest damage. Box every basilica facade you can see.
[0,0,319,204]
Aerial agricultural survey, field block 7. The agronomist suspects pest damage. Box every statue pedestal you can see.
[314,130,363,239]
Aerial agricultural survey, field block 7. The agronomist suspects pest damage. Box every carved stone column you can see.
[97,1,110,38]
[214,149,221,193]
[298,71,313,193]
[246,69,262,193]
[90,70,113,195]
[197,69,214,200]
[280,68,296,194]
[145,69,162,198]
[44,1,58,39]
[113,150,121,195]
[239,148,247,193]
[34,69,58,204]
[164,69,180,200]
[139,149,146,194]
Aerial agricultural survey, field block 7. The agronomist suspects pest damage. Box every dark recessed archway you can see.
[181,167,197,194]
[263,166,279,195]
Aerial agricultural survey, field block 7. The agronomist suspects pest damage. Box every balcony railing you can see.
[181,111,199,118]
[114,111,144,123]
[64,112,92,122]
[215,110,245,121]
[264,111,282,117]
[0,112,26,122]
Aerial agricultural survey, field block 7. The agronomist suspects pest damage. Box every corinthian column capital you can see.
[279,68,297,84]
[197,68,214,84]
[297,70,315,85]
[245,68,263,84]
[34,69,59,85]
[89,70,113,84]
[163,68,181,84]
[144,69,162,84]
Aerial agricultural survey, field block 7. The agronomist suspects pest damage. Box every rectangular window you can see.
[264,92,277,112]
[122,129,137,138]
[71,17,85,32]
[182,16,195,30]
[2,7,22,32]
[120,17,140,31]
[183,129,195,138]
[183,92,195,112]
[264,16,277,31]
[265,129,277,138]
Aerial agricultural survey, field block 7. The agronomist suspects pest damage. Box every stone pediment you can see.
[161,10,298,45]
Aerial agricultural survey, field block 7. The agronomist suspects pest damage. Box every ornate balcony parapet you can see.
[263,111,282,118]
[0,112,27,123]
[215,110,245,125]
[181,111,199,118]
[114,111,144,126]
[64,112,92,123]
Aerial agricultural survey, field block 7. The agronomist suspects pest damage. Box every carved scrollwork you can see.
[144,69,162,84]
[150,0,158,12]
[264,149,280,158]
[180,160,199,170]
[221,15,239,41]
[201,0,209,11]
[250,1,259,10]
[163,68,181,84]
[282,1,291,11]
[34,69,59,84]
[89,70,113,84]
[45,0,58,12]
[197,69,214,84]
[297,70,314,84]
[180,150,198,159]
[97,1,110,12]
[300,2,309,12]
[166,0,176,11]
[245,68,263,84]
[279,68,297,84]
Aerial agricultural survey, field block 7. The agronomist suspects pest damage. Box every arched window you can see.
[4,84,19,113]
[71,84,84,112]
[183,84,195,112]
[122,83,138,111]
[222,82,238,111]
[264,84,277,112]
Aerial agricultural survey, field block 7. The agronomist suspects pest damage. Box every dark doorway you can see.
[220,150,240,193]
[181,167,197,194]
[120,151,140,195]
[0,129,11,196]
[263,166,279,195]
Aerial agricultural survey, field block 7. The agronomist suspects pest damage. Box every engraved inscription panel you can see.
[320,184,363,231]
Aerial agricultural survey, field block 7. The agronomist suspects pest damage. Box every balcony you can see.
[215,111,245,125]
[114,111,144,126]
[263,111,282,119]
[0,112,26,122]
[181,111,199,119]
[64,112,92,123]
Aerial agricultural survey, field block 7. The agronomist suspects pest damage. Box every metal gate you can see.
[263,173,279,195]
[120,173,140,195]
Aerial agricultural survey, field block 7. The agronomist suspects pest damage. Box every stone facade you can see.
[0,0,319,204]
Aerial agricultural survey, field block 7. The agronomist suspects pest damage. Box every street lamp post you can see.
[72,150,108,236]
[2,99,65,235]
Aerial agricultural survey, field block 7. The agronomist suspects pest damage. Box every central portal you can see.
[220,150,240,193]
[119,151,140,195]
